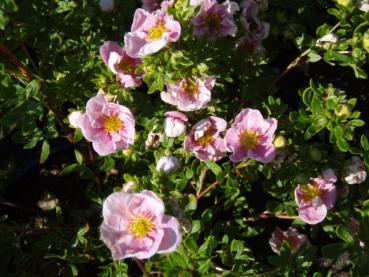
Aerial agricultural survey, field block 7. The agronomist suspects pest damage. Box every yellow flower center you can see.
[147,22,167,41]
[182,79,200,95]
[301,183,321,203]
[104,114,123,133]
[205,13,221,31]
[240,129,260,149]
[197,130,215,146]
[128,215,154,239]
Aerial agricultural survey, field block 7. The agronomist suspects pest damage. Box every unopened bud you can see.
[273,135,287,149]
[335,104,352,118]
[337,0,352,6]
[363,31,369,52]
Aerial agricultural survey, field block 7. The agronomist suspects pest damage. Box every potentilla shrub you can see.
[1,0,369,276]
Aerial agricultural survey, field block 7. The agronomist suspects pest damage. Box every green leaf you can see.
[198,235,217,257]
[205,161,222,177]
[183,237,198,254]
[336,225,353,244]
[60,163,81,175]
[307,52,322,63]
[74,149,84,164]
[336,138,349,152]
[40,140,50,164]
[361,135,369,151]
[350,119,365,127]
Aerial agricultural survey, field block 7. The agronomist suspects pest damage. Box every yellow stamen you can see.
[182,79,200,95]
[197,130,215,146]
[240,129,260,150]
[118,58,134,74]
[301,183,321,203]
[128,214,154,239]
[146,22,167,41]
[104,114,123,133]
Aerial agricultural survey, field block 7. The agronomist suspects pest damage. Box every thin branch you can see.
[0,42,33,80]
[269,22,341,91]
[196,168,208,197]
[196,180,219,200]
[0,197,39,213]
[243,211,298,222]
[133,258,150,277]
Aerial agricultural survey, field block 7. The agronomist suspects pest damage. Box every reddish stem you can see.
[0,42,33,80]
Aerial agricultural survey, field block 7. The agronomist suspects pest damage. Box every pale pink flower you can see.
[124,6,181,58]
[184,116,227,161]
[161,77,216,111]
[344,156,367,184]
[269,227,308,255]
[68,111,82,128]
[294,169,337,225]
[191,0,239,38]
[100,190,182,260]
[100,41,142,88]
[224,108,277,163]
[163,111,188,137]
[79,94,135,156]
[190,0,204,6]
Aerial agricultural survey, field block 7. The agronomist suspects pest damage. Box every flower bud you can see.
[122,147,134,157]
[68,111,82,128]
[163,111,188,138]
[273,135,287,149]
[316,33,338,49]
[337,0,352,6]
[122,181,138,193]
[99,0,114,12]
[156,156,180,175]
[335,104,352,118]
[363,31,369,52]
[145,132,163,149]
[37,191,59,211]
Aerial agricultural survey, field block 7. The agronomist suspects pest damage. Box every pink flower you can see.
[184,116,227,161]
[124,7,181,58]
[161,77,216,111]
[237,0,270,54]
[100,41,142,88]
[269,227,308,255]
[240,0,259,31]
[191,0,239,38]
[100,190,182,260]
[163,111,188,137]
[294,169,337,225]
[224,108,277,163]
[142,0,163,12]
[79,94,135,156]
